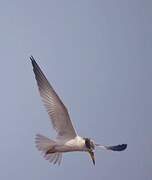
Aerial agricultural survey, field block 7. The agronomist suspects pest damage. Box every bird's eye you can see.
[85,138,91,149]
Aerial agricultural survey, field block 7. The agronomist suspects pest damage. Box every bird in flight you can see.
[30,56,127,165]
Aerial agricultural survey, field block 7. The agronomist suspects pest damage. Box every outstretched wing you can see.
[95,143,127,151]
[30,56,77,139]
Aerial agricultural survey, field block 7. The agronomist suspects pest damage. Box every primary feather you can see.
[30,56,77,139]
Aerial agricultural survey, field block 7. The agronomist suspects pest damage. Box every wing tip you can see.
[30,55,34,61]
[30,55,36,66]
[107,144,127,151]
[30,55,38,68]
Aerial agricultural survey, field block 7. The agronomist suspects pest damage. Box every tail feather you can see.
[53,153,60,164]
[58,153,62,165]
[48,154,56,162]
[35,134,62,165]
[35,134,56,152]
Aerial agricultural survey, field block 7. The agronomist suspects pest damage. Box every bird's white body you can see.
[56,136,86,152]
[36,134,86,153]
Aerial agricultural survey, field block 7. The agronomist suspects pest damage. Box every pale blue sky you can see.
[0,0,151,179]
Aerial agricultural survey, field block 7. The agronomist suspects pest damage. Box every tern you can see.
[30,56,127,165]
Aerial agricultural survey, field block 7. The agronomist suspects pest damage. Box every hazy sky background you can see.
[0,0,151,179]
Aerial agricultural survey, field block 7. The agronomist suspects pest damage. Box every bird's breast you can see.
[66,136,85,150]
[55,136,86,152]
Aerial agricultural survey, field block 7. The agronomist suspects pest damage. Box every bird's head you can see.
[84,138,95,150]
[84,138,95,165]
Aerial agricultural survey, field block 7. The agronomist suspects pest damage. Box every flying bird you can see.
[30,56,127,165]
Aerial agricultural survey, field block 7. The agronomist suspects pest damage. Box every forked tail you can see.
[35,134,62,165]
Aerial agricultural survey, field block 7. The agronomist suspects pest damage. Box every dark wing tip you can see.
[30,56,39,70]
[30,55,34,61]
[107,144,127,151]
